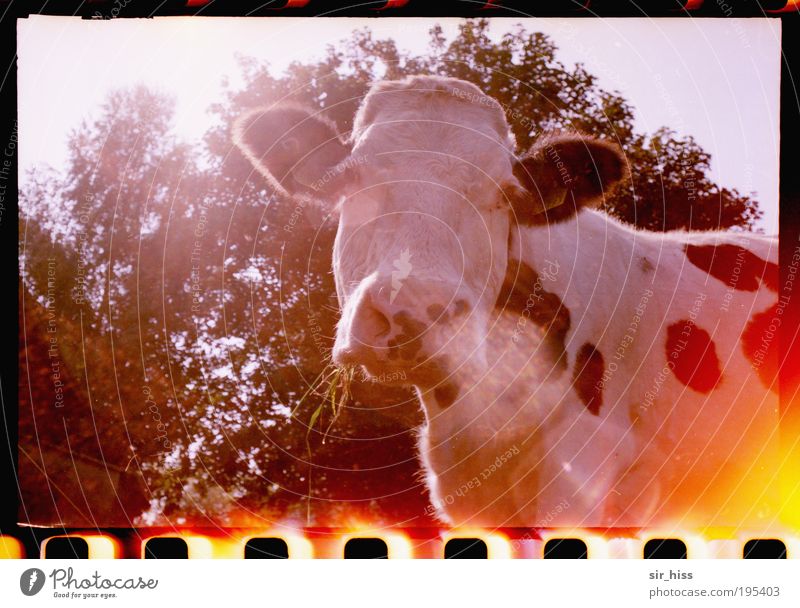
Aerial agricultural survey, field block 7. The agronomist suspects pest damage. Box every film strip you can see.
[0,529,798,559]
[3,1,800,569]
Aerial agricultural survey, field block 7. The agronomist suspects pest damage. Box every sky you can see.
[18,16,781,233]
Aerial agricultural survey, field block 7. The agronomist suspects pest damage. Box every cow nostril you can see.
[363,302,391,340]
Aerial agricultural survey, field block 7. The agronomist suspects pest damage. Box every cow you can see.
[234,75,781,529]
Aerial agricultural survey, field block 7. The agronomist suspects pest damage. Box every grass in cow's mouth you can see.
[292,364,354,445]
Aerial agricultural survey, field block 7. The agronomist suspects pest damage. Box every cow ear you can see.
[510,135,625,225]
[233,105,352,199]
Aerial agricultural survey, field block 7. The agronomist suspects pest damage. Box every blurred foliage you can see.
[18,20,763,527]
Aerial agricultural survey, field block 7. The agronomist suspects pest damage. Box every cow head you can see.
[234,76,624,398]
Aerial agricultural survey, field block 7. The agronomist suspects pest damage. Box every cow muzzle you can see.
[332,275,471,386]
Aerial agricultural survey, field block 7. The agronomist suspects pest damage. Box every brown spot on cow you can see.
[741,302,779,393]
[573,343,605,416]
[433,382,460,408]
[685,244,778,292]
[640,257,654,273]
[496,259,571,372]
[666,320,722,393]
[427,303,447,323]
[392,311,427,361]
[453,299,469,317]
[387,338,399,361]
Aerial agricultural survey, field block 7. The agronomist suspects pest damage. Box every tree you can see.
[18,86,195,525]
[19,20,764,527]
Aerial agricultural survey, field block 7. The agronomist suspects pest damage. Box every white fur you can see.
[421,210,779,528]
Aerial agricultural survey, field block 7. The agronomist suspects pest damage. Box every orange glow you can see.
[5,528,790,559]
[41,535,120,559]
[538,529,592,558]
[780,402,800,530]
[313,519,416,558]
[605,538,640,559]
[239,532,313,559]
[683,534,714,558]
[781,479,800,530]
[0,536,23,559]
[335,531,413,558]
[767,0,800,12]
[583,534,611,558]
[443,529,512,559]
[705,540,742,559]
[81,535,120,559]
